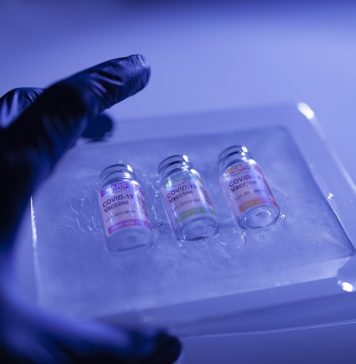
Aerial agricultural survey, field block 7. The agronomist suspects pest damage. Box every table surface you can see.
[2,1,356,363]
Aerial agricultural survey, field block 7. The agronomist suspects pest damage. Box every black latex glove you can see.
[0,55,181,363]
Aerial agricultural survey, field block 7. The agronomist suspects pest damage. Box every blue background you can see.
[1,0,356,182]
[1,1,356,363]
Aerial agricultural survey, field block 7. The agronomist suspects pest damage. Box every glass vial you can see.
[158,155,218,241]
[218,145,280,229]
[98,164,152,251]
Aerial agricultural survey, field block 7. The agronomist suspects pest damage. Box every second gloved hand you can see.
[0,54,181,363]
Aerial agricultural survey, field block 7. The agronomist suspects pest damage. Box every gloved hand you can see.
[0,55,181,363]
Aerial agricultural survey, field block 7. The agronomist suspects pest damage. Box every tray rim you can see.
[32,102,356,332]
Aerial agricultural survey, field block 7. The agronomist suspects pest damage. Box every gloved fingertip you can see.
[134,54,149,66]
[152,332,182,363]
[125,328,181,362]
[131,54,151,83]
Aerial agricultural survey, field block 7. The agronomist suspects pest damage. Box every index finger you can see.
[3,54,150,181]
[55,53,151,116]
[0,55,150,245]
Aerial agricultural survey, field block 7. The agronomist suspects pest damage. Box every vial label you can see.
[220,161,277,217]
[161,172,215,228]
[98,181,151,237]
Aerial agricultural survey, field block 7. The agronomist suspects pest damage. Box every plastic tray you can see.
[32,103,356,335]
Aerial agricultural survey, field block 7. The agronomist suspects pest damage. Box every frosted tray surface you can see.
[33,127,353,317]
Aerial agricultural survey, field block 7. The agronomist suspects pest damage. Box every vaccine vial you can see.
[218,145,280,229]
[98,164,152,251]
[158,155,218,241]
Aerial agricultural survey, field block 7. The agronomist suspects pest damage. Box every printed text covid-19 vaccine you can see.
[158,155,218,241]
[98,164,152,251]
[218,145,280,229]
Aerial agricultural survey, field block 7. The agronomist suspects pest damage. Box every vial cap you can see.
[100,163,136,187]
[158,154,192,179]
[218,145,252,172]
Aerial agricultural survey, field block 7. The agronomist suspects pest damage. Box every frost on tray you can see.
[33,127,354,318]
